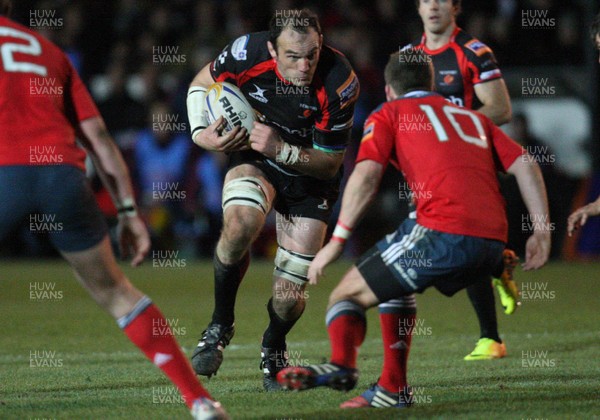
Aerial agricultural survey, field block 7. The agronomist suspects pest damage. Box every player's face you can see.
[269,27,322,86]
[418,0,457,35]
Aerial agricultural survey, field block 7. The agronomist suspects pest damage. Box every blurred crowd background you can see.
[2,0,599,260]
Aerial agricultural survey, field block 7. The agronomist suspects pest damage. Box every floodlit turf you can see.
[0,259,599,419]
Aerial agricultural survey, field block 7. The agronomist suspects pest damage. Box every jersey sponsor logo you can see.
[464,39,492,56]
[265,118,311,138]
[443,74,454,85]
[299,103,317,118]
[248,84,268,103]
[445,95,464,107]
[439,70,458,86]
[299,103,318,111]
[336,72,359,109]
[361,122,374,143]
[231,35,248,61]
[480,69,501,81]
[300,109,312,118]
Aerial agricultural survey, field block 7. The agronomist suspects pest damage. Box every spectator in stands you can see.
[134,101,191,249]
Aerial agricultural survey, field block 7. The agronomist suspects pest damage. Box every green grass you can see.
[0,259,599,419]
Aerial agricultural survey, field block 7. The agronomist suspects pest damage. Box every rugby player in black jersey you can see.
[186,8,359,390]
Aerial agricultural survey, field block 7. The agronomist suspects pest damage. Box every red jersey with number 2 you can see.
[357,92,524,243]
[0,16,99,171]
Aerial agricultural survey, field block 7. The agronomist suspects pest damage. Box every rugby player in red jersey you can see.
[186,9,359,390]
[0,2,226,418]
[277,49,550,409]
[403,0,516,360]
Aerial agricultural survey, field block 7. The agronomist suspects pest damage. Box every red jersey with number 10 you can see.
[0,16,99,171]
[357,92,524,243]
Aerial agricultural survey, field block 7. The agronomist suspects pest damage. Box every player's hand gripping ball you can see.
[205,82,256,135]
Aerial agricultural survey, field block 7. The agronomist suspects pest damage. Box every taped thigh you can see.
[222,176,271,215]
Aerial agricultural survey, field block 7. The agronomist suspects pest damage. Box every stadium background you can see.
[1,0,599,260]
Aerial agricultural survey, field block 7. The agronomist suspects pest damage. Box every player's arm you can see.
[467,41,512,125]
[307,160,384,283]
[308,110,393,283]
[190,62,215,89]
[506,153,550,270]
[248,123,344,179]
[187,61,248,152]
[568,196,600,236]
[474,78,512,125]
[78,116,150,267]
[335,160,384,229]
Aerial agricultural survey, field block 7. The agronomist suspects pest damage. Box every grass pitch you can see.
[0,259,599,419]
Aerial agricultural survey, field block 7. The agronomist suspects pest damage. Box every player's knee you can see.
[271,246,313,317]
[328,286,354,307]
[223,204,264,240]
[273,246,314,284]
[328,269,371,309]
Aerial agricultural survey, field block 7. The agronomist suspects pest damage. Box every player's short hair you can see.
[0,0,12,16]
[269,8,322,51]
[415,0,462,14]
[591,12,600,40]
[384,50,434,95]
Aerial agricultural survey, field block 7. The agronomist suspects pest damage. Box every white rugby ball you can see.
[205,82,256,134]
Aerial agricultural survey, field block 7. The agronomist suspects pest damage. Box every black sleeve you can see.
[313,50,360,153]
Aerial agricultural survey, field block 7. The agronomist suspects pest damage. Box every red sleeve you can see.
[489,123,526,172]
[356,107,395,167]
[67,60,99,122]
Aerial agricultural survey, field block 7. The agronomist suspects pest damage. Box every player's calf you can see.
[261,292,306,391]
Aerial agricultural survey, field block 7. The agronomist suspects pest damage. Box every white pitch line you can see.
[0,331,596,363]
